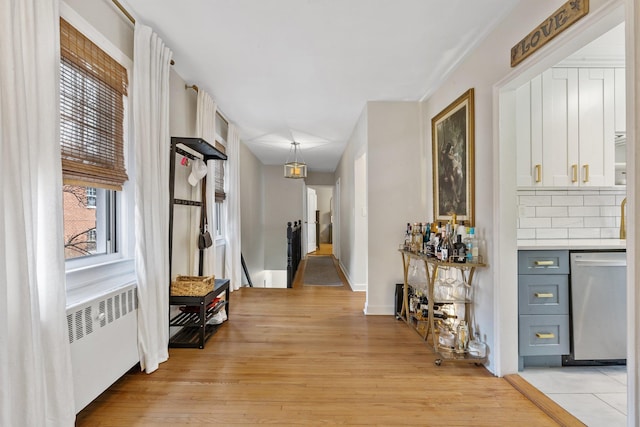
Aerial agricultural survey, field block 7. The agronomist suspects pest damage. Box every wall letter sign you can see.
[511,0,589,67]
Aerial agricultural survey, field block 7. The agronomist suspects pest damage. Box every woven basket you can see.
[171,275,215,296]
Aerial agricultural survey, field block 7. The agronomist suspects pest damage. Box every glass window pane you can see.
[63,185,114,259]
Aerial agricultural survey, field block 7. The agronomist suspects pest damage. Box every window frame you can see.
[214,128,228,243]
[61,2,136,294]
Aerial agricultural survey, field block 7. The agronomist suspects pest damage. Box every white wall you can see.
[306,171,335,186]
[239,142,265,285]
[64,0,133,58]
[262,166,304,271]
[335,107,367,288]
[366,101,422,313]
[335,101,422,301]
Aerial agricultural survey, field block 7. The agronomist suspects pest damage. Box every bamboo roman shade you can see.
[60,18,129,190]
[215,141,226,202]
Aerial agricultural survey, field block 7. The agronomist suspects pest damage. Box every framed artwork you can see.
[431,88,475,226]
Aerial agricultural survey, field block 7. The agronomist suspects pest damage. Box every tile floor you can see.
[520,366,627,426]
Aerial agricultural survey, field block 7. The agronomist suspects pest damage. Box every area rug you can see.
[303,256,343,286]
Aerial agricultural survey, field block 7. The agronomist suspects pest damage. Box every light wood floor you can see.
[309,242,332,256]
[76,262,566,426]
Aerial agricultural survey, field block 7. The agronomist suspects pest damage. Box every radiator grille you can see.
[67,314,74,344]
[84,306,93,335]
[114,294,121,319]
[66,287,137,344]
[75,310,84,340]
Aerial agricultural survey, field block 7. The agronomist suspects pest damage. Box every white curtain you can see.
[133,23,173,374]
[225,124,243,291]
[196,90,217,277]
[0,0,75,425]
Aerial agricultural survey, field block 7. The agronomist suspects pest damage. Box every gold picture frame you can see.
[431,88,475,226]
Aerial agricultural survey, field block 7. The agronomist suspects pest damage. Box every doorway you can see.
[495,4,628,424]
[307,185,334,256]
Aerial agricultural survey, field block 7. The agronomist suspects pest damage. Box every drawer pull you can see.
[536,332,555,339]
[534,260,555,266]
[534,292,554,298]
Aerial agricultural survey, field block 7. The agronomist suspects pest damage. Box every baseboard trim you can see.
[363,304,395,315]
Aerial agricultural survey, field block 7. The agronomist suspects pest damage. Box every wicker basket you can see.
[170,275,215,296]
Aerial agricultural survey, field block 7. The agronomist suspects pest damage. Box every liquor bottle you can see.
[422,223,430,254]
[453,234,467,263]
[412,223,422,252]
[457,220,466,241]
[404,223,411,250]
[425,228,436,258]
[435,233,442,260]
[470,228,480,262]
[475,227,485,264]
[456,320,469,353]
[441,223,452,262]
[465,227,477,262]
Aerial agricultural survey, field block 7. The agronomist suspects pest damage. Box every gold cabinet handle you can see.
[536,333,555,339]
[534,260,554,266]
[534,292,554,298]
[534,164,541,183]
[583,164,589,183]
[572,164,578,183]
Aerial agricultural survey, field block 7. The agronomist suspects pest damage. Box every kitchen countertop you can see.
[517,239,626,250]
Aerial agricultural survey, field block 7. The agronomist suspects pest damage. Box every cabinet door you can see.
[516,76,543,186]
[542,68,578,186]
[577,68,615,186]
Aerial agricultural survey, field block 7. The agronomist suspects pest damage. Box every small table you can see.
[169,278,230,349]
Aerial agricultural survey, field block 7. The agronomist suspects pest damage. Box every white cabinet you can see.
[516,67,617,187]
[515,75,542,187]
[576,68,614,186]
[542,68,578,186]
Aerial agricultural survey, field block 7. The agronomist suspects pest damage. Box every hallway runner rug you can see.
[303,256,343,286]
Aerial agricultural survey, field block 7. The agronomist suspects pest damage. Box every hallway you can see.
[76,276,567,426]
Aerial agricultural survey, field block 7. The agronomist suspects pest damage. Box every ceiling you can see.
[123,0,521,173]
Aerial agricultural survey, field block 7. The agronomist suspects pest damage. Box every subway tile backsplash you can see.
[517,188,626,239]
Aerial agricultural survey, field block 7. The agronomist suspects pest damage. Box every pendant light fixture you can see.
[284,141,307,179]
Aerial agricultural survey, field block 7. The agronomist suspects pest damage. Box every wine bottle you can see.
[421,308,458,320]
[441,223,452,262]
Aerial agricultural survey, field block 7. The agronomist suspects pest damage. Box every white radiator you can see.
[66,284,139,413]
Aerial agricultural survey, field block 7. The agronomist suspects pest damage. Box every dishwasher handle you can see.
[572,259,626,268]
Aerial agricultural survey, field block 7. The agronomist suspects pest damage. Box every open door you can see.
[306,187,317,254]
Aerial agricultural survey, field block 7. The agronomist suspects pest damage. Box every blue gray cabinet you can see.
[518,250,570,369]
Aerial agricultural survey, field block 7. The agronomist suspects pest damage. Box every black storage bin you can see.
[395,283,404,319]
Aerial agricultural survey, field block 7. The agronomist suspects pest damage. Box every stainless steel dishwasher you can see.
[569,251,626,362]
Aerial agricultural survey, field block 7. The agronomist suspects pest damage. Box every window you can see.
[86,187,97,207]
[60,18,128,262]
[63,185,116,259]
[215,203,224,238]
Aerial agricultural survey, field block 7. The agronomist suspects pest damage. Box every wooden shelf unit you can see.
[169,278,230,349]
